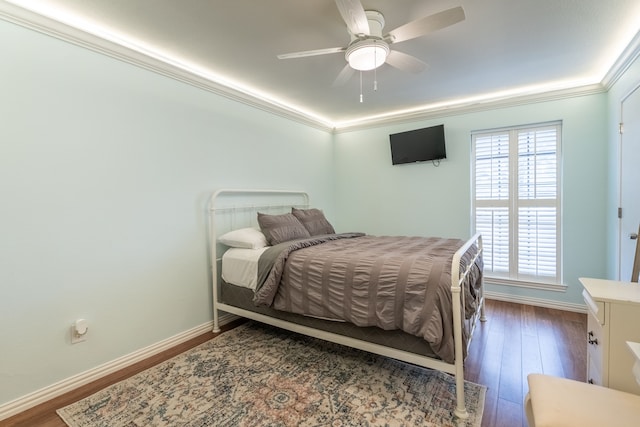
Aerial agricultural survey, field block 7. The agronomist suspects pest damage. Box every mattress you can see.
[221,247,268,290]
[220,280,439,358]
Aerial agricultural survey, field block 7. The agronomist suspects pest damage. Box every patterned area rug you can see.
[57,322,486,426]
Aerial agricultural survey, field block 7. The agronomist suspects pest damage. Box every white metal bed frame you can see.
[208,188,486,419]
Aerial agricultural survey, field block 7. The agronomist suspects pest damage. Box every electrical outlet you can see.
[70,325,86,344]
[70,319,88,344]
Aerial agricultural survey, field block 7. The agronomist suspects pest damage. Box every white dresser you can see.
[580,277,640,394]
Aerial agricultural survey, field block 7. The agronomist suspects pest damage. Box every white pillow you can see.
[218,227,268,249]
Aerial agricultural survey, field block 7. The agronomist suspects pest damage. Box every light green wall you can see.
[0,20,333,405]
[333,95,609,307]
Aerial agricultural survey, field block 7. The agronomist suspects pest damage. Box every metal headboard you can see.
[207,189,310,331]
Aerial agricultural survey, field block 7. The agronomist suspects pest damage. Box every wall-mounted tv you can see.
[389,124,446,165]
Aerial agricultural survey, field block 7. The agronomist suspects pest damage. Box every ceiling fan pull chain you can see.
[360,71,363,103]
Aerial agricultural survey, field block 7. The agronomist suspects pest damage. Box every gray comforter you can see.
[253,233,483,363]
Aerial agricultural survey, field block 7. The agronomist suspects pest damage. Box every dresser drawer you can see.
[587,353,603,386]
[579,277,640,394]
[583,289,605,325]
[587,310,604,372]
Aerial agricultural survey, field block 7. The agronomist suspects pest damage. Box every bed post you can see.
[210,190,222,333]
[479,283,487,322]
[450,233,482,419]
[478,235,487,323]
[451,284,468,419]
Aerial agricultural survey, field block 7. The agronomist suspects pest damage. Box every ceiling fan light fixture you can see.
[346,39,389,71]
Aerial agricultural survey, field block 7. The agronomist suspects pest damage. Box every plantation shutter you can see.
[472,123,561,285]
[517,126,559,279]
[474,133,510,275]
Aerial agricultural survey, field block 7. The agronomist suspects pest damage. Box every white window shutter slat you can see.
[473,123,561,285]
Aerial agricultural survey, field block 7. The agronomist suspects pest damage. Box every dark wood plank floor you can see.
[2,300,586,427]
[464,300,587,427]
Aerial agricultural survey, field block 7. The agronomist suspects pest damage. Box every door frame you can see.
[618,81,640,280]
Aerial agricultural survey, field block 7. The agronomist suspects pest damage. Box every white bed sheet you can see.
[221,247,269,290]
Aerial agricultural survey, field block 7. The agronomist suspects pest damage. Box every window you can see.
[472,122,562,287]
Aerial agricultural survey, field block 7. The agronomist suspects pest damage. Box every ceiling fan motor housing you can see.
[366,10,385,37]
[346,10,389,70]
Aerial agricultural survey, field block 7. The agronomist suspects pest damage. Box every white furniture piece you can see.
[524,341,640,427]
[524,373,640,427]
[580,277,640,394]
[628,341,640,387]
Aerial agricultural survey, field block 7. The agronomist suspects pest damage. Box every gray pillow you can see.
[257,212,311,245]
[291,207,336,236]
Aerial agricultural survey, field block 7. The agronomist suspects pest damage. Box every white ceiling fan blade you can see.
[277,47,346,60]
[332,64,355,86]
[385,50,429,73]
[386,6,465,44]
[335,0,370,36]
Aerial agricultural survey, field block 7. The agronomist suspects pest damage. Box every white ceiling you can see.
[4,0,640,129]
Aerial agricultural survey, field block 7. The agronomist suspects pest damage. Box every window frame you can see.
[471,121,564,290]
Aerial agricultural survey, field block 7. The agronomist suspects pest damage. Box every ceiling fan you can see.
[277,0,466,86]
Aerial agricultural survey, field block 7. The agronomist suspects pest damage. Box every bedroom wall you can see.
[0,20,334,406]
[333,94,609,308]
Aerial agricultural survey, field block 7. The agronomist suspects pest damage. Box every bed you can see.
[208,189,486,419]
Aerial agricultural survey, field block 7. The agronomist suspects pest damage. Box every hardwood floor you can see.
[2,300,586,427]
[464,300,587,427]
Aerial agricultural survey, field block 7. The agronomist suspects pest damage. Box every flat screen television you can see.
[389,124,446,165]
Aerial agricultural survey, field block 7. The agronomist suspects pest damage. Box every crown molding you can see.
[332,83,606,132]
[0,1,335,132]
[1,1,636,133]
[602,29,640,90]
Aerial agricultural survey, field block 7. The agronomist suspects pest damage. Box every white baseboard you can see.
[485,291,587,313]
[0,313,236,421]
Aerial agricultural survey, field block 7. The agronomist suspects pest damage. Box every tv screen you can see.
[389,124,446,165]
